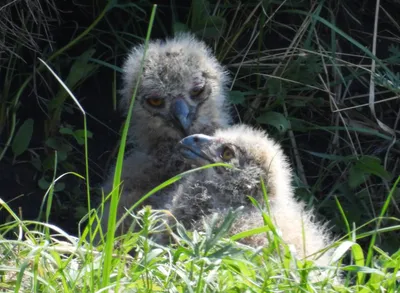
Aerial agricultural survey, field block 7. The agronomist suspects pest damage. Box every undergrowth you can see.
[0,0,400,291]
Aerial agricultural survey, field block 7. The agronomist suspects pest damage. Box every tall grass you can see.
[0,177,399,291]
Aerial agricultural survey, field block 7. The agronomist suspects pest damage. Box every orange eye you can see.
[190,86,204,97]
[221,147,234,161]
[147,97,164,107]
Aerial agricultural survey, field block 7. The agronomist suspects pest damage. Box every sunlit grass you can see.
[1,185,400,292]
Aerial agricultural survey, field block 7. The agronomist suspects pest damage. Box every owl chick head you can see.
[120,33,231,148]
[178,124,293,201]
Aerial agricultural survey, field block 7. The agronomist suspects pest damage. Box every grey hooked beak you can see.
[178,134,215,163]
[171,98,192,134]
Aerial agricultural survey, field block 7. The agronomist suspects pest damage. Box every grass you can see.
[0,182,399,291]
[1,0,400,291]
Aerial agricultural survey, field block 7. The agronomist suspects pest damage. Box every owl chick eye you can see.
[221,146,235,161]
[146,96,164,107]
[189,85,205,97]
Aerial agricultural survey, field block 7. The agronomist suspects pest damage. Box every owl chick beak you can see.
[178,134,215,164]
[171,99,192,135]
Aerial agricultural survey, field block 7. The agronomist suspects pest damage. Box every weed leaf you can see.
[257,111,290,134]
[229,91,246,105]
[12,118,34,157]
[349,156,392,189]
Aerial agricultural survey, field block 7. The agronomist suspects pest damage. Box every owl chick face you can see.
[120,34,230,148]
[178,133,254,170]
[177,129,267,203]
[138,68,211,135]
[178,124,293,201]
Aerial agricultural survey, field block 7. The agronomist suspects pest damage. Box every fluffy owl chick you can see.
[100,34,231,236]
[168,125,334,267]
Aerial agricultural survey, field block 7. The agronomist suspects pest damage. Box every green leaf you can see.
[357,156,393,180]
[262,0,272,11]
[60,127,92,145]
[330,241,357,264]
[342,265,385,276]
[74,129,93,145]
[59,127,74,136]
[54,182,65,192]
[229,91,246,105]
[290,99,307,107]
[42,153,55,171]
[193,16,226,39]
[45,137,72,153]
[38,177,51,190]
[31,156,42,171]
[288,118,308,132]
[74,206,88,219]
[58,151,68,161]
[66,49,97,88]
[304,151,353,161]
[348,156,392,189]
[49,49,98,111]
[173,22,189,34]
[190,0,209,29]
[11,118,34,157]
[386,44,400,64]
[256,111,290,133]
[349,165,370,189]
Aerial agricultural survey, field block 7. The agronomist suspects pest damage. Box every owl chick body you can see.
[100,34,231,236]
[166,125,335,268]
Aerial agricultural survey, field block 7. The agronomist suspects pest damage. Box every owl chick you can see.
[100,34,231,237]
[167,125,335,268]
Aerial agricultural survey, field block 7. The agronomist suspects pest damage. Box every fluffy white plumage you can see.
[165,124,335,269]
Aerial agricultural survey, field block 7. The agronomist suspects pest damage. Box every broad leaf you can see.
[12,118,34,157]
[173,22,189,34]
[229,91,246,105]
[349,156,392,189]
[257,111,289,133]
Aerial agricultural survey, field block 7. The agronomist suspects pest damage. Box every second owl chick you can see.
[166,125,335,268]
